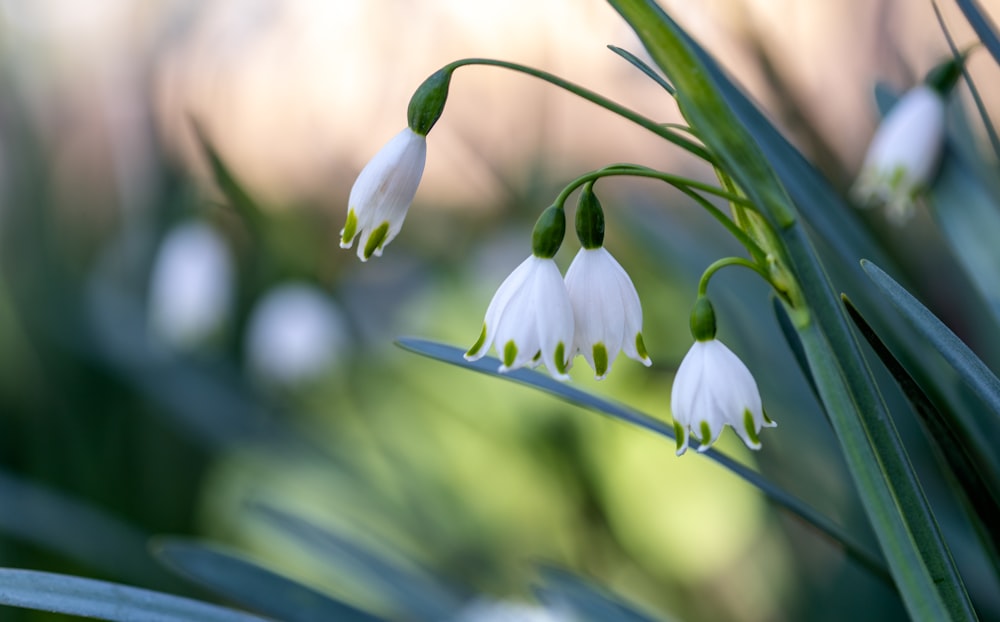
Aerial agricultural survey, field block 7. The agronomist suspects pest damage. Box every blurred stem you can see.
[555,164,768,262]
[444,58,715,163]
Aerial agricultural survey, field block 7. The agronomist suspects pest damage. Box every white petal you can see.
[853,86,945,222]
[465,256,536,361]
[564,247,647,379]
[343,128,427,259]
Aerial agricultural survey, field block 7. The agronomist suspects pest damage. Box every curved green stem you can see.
[697,256,776,297]
[444,58,714,163]
[553,164,767,262]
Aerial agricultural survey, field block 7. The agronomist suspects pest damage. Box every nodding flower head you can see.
[464,255,574,381]
[851,85,945,224]
[564,247,650,379]
[340,128,426,260]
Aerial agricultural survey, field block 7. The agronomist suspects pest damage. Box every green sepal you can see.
[407,68,453,136]
[689,297,717,341]
[924,52,970,96]
[575,183,605,249]
[532,206,566,258]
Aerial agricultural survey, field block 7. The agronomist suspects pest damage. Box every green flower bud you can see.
[575,182,605,249]
[689,296,716,342]
[407,68,453,136]
[532,206,566,259]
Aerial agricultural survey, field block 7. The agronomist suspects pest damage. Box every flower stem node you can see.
[670,338,775,456]
[531,206,567,259]
[464,255,574,381]
[565,247,651,379]
[407,68,453,136]
[340,128,427,260]
[575,182,605,249]
[851,84,945,224]
[924,51,971,96]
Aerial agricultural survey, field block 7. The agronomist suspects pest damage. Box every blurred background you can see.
[0,0,998,620]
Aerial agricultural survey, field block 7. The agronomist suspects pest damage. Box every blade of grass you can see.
[154,539,383,622]
[0,568,269,622]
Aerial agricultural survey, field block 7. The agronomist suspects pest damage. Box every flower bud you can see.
[407,68,453,136]
[689,296,716,342]
[531,205,566,259]
[575,183,605,249]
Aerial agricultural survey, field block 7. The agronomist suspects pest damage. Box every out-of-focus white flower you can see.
[564,247,650,379]
[340,127,426,261]
[671,338,775,456]
[244,283,349,385]
[451,598,571,622]
[148,221,233,347]
[464,255,574,381]
[852,85,946,224]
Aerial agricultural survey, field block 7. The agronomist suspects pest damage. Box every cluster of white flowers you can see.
[463,246,651,381]
[340,128,775,454]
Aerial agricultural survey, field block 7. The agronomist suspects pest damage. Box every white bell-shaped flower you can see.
[671,338,775,455]
[148,221,233,348]
[852,85,946,224]
[564,247,651,379]
[340,127,426,260]
[464,255,574,381]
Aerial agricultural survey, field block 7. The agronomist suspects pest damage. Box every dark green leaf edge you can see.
[843,296,1000,571]
[153,538,384,622]
[0,568,269,622]
[862,260,1000,423]
[607,45,676,94]
[396,337,891,586]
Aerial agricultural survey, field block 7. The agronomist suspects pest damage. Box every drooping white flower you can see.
[464,255,574,381]
[564,247,651,379]
[852,85,946,224]
[244,283,349,385]
[340,127,426,261]
[148,221,233,348]
[671,338,775,456]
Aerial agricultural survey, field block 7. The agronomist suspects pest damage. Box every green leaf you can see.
[251,505,463,621]
[154,539,384,622]
[927,145,1000,322]
[862,260,1000,433]
[606,45,675,94]
[844,297,1000,568]
[606,2,975,619]
[396,338,891,586]
[190,119,267,234]
[0,471,172,587]
[0,568,269,622]
[955,0,1000,66]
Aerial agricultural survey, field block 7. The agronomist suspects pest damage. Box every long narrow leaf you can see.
[252,505,464,621]
[0,568,269,622]
[955,0,1000,66]
[606,2,975,619]
[844,297,1000,569]
[862,260,1000,420]
[154,539,384,622]
[396,337,891,586]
